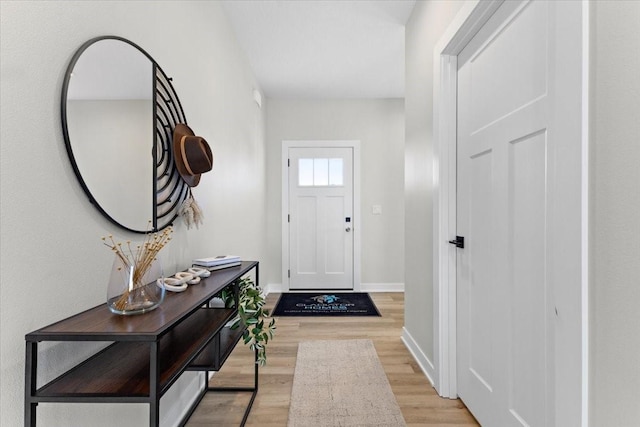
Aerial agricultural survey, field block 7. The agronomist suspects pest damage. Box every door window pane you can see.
[328,158,343,186]
[313,158,328,186]
[299,158,314,186]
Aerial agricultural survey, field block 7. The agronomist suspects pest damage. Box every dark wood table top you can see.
[26,261,258,342]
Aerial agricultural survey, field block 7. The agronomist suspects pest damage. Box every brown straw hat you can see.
[173,124,213,187]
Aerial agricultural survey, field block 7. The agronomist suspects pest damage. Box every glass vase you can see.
[106,253,165,315]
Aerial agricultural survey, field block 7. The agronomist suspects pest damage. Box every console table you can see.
[25,261,259,427]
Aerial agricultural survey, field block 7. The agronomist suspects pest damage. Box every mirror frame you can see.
[61,35,189,233]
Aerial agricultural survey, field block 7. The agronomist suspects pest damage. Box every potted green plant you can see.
[221,277,276,366]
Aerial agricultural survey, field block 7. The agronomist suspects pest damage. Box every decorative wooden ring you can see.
[188,267,211,278]
[157,278,188,292]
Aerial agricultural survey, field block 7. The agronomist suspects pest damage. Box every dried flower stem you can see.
[102,223,173,311]
[179,192,204,229]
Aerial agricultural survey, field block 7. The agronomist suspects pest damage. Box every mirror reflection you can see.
[65,38,153,232]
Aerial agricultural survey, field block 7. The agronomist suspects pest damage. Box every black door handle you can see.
[448,236,464,248]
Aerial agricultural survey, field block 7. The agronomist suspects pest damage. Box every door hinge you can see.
[288,214,290,223]
[288,158,290,167]
[288,270,290,278]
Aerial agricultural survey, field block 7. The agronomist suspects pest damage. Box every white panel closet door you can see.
[456,1,554,425]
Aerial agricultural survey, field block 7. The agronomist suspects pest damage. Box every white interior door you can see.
[456,1,556,425]
[288,147,353,290]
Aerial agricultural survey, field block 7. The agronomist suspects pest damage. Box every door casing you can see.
[282,140,361,292]
[431,0,590,425]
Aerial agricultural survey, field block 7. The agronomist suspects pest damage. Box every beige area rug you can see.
[288,339,406,426]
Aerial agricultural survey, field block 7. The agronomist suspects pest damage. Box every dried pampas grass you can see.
[102,224,173,311]
[179,192,204,229]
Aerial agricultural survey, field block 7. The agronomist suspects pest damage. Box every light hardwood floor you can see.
[186,292,479,426]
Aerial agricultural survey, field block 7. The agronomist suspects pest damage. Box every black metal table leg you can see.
[206,348,259,427]
[25,341,38,427]
[239,348,259,427]
[149,342,160,427]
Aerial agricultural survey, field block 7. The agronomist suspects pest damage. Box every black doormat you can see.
[272,292,381,317]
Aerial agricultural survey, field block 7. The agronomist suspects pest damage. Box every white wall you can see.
[0,2,266,426]
[591,1,640,425]
[403,0,464,372]
[265,99,405,289]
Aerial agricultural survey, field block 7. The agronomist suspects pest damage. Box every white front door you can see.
[456,1,561,425]
[288,146,354,290]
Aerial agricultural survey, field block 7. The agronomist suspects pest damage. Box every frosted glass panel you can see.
[313,158,328,186]
[329,158,343,186]
[299,158,314,186]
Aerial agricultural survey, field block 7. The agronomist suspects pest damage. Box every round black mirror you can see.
[62,36,189,233]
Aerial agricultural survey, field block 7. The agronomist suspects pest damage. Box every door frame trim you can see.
[432,2,590,425]
[432,0,504,400]
[281,140,361,292]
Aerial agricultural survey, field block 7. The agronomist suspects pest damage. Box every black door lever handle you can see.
[448,236,465,248]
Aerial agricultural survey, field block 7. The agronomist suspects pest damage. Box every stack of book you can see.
[192,255,242,271]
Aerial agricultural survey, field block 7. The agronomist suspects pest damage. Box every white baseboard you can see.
[264,283,284,295]
[265,282,405,295]
[401,326,436,388]
[360,282,405,292]
[160,371,203,427]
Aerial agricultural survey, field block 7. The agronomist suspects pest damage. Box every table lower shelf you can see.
[33,307,236,400]
[187,324,246,372]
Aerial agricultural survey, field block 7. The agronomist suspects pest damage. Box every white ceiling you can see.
[221,0,416,99]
